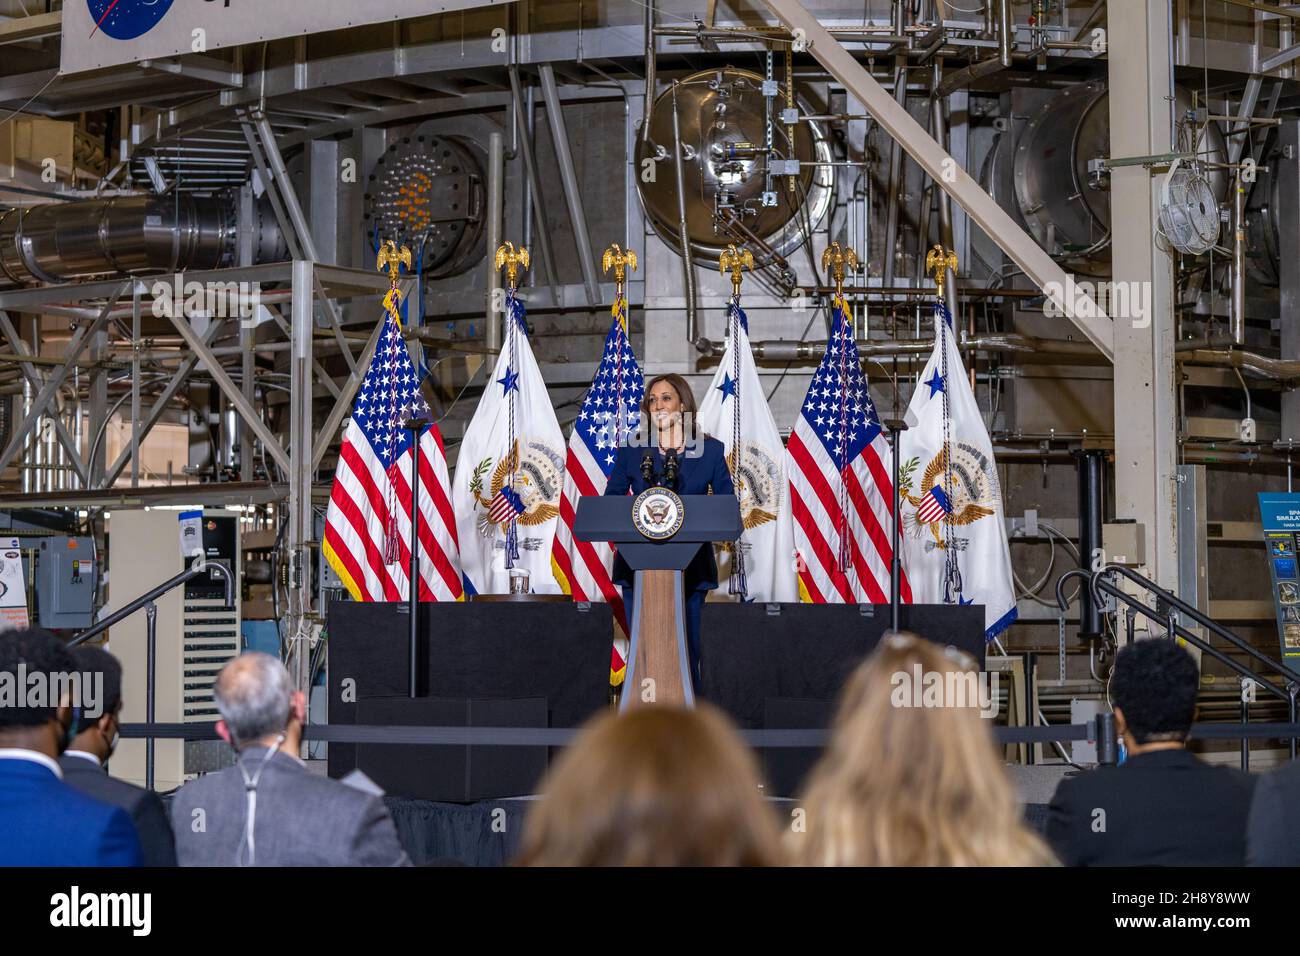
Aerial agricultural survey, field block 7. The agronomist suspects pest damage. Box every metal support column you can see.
[539,63,602,308]
[288,260,314,699]
[1278,120,1300,442]
[1108,0,1179,594]
[486,130,504,356]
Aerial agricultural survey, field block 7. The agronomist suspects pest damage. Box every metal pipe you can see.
[670,81,699,347]
[1233,172,1246,346]
[486,131,505,355]
[930,79,958,319]
[508,67,560,305]
[539,64,601,308]
[1076,450,1105,640]
[642,0,656,146]
[694,331,1100,361]
[0,195,233,287]
[997,0,1013,66]
[882,61,908,289]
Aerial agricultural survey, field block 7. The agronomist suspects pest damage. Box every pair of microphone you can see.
[640,449,682,490]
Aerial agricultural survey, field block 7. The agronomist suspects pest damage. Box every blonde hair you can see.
[791,634,1057,867]
[516,705,784,867]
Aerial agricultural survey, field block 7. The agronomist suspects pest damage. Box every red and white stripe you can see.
[551,430,629,678]
[787,423,912,606]
[324,422,463,603]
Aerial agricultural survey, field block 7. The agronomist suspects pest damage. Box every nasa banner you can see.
[899,305,1017,639]
[63,0,508,74]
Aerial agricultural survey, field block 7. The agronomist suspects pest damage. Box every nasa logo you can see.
[87,0,177,42]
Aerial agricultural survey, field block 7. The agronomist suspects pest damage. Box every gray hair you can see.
[214,652,292,746]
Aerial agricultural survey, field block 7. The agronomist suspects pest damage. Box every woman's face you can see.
[648,380,683,428]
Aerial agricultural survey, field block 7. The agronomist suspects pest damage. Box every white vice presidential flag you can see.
[696,297,798,602]
[898,304,1017,638]
[453,292,566,595]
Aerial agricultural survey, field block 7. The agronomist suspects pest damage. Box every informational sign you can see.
[178,509,203,559]
[0,537,30,633]
[62,0,508,74]
[1257,493,1300,675]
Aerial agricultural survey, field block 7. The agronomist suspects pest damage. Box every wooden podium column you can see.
[622,569,693,710]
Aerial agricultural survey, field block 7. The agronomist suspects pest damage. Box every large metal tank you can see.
[991,81,1229,274]
[635,68,832,266]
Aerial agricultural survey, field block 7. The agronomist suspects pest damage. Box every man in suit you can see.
[605,373,735,689]
[1246,756,1300,864]
[170,651,410,866]
[1046,638,1255,866]
[0,628,142,866]
[60,644,176,866]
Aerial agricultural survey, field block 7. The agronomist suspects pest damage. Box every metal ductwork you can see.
[0,194,237,287]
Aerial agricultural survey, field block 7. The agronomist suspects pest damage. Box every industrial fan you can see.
[1157,158,1221,255]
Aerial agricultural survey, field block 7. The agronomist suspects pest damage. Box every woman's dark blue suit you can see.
[604,436,735,690]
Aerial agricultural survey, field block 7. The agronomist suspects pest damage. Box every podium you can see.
[575,492,740,710]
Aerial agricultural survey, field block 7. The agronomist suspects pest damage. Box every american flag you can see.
[322,305,463,603]
[550,294,644,684]
[915,484,952,525]
[787,295,911,604]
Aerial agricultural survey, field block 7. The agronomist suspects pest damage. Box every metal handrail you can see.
[69,557,235,790]
[1057,563,1300,764]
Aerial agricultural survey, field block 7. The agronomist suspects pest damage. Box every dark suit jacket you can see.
[169,746,411,867]
[1246,759,1300,865]
[604,436,735,592]
[60,751,176,867]
[1045,749,1256,866]
[0,753,142,866]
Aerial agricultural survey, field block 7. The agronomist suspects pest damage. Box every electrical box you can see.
[1102,521,1146,567]
[107,508,242,791]
[35,537,96,630]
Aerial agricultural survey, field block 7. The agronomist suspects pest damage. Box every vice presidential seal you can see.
[632,487,684,540]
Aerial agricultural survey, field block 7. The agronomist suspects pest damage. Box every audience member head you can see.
[69,645,123,763]
[1110,637,1199,753]
[0,628,79,759]
[517,704,783,866]
[791,632,1055,866]
[213,652,304,754]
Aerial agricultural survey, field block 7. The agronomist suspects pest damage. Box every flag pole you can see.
[884,417,906,634]
[404,417,428,697]
[719,243,754,597]
[379,239,426,697]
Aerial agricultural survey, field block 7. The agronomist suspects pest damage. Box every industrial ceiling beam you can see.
[166,311,292,475]
[0,313,90,488]
[757,0,1115,360]
[0,288,123,478]
[101,318,227,488]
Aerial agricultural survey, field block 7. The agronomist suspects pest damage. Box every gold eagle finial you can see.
[376,240,412,284]
[601,243,638,297]
[719,244,754,297]
[925,245,958,302]
[495,241,530,291]
[821,242,859,297]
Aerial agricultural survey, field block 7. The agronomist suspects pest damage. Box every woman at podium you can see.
[605,373,734,688]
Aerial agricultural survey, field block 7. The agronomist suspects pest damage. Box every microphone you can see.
[640,452,656,486]
[663,449,680,490]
